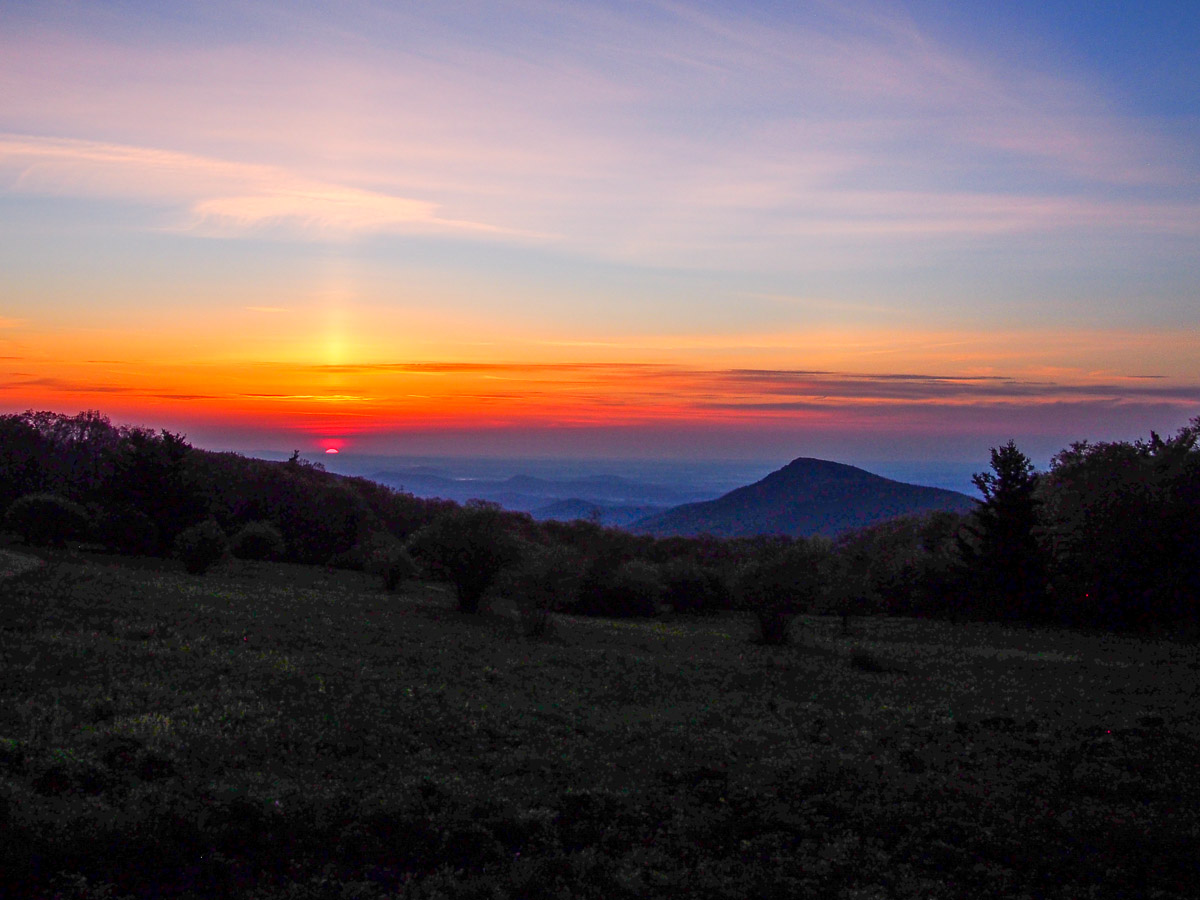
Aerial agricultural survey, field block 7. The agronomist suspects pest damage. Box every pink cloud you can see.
[5,4,1195,265]
[0,134,528,238]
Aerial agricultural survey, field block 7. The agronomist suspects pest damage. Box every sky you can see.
[2,0,1198,469]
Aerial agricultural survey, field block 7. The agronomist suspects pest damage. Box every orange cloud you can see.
[5,352,1197,445]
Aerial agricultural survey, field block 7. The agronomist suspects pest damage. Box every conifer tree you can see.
[958,441,1047,620]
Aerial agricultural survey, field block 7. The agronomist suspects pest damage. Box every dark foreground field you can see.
[2,548,1198,898]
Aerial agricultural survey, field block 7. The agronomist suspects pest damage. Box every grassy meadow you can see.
[2,545,1198,898]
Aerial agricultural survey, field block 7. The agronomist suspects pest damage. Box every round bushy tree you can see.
[3,492,90,547]
[500,542,585,636]
[174,519,227,575]
[406,502,523,613]
[229,520,286,561]
[738,537,831,645]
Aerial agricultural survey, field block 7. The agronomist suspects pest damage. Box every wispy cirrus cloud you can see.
[0,134,529,239]
[3,2,1196,264]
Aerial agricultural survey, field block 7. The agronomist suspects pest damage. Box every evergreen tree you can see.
[958,441,1047,620]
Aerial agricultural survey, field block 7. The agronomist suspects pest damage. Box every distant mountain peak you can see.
[634,455,974,538]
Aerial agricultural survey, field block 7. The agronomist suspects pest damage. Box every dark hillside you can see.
[187,450,454,564]
[635,456,976,538]
[0,410,462,567]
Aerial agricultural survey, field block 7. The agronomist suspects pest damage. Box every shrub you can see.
[503,544,586,636]
[661,559,731,614]
[754,607,793,646]
[363,533,418,590]
[406,502,524,613]
[325,544,367,571]
[275,480,374,566]
[2,492,90,547]
[97,506,160,555]
[173,519,227,575]
[229,520,285,561]
[737,537,830,646]
[575,558,663,618]
[517,596,554,638]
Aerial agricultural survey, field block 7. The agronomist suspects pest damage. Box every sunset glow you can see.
[3,2,1197,464]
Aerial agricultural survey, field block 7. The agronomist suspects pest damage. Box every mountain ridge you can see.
[633,456,976,538]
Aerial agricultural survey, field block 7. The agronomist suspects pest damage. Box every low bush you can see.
[754,607,794,646]
[174,519,227,575]
[661,559,732,614]
[324,544,367,571]
[363,533,418,590]
[2,492,90,547]
[503,544,586,636]
[97,506,160,555]
[575,559,663,618]
[229,521,286,561]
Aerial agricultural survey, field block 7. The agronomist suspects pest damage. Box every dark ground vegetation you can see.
[1,548,1198,898]
[2,409,1199,896]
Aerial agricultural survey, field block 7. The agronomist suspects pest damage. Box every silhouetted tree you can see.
[1041,420,1200,628]
[104,428,203,554]
[0,415,50,511]
[835,510,968,619]
[0,410,123,508]
[229,520,286,561]
[737,537,831,644]
[174,518,227,574]
[406,501,524,613]
[958,441,1047,621]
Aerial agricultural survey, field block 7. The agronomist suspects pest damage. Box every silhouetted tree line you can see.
[827,422,1200,633]
[3,409,1198,635]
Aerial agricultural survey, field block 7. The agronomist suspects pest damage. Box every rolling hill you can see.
[367,468,708,518]
[529,498,664,528]
[633,456,977,538]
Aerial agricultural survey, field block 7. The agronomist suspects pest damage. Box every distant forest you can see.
[2,410,1198,636]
